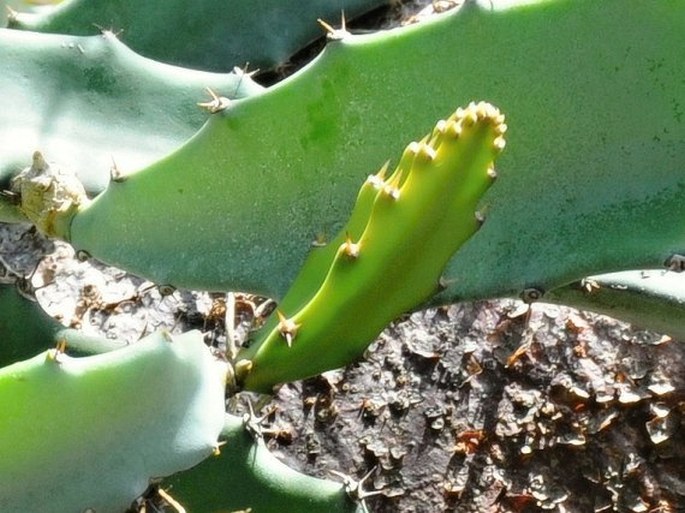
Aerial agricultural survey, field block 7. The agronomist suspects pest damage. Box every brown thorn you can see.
[343,233,361,258]
[232,62,259,79]
[47,338,68,363]
[317,11,349,40]
[317,18,337,35]
[276,310,300,347]
[93,24,124,38]
[197,87,231,113]
[109,156,125,182]
[212,440,227,456]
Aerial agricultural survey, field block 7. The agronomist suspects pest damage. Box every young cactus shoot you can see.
[236,101,507,392]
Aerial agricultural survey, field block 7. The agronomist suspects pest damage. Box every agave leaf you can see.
[166,414,362,513]
[0,28,262,203]
[7,0,389,71]
[547,270,685,340]
[67,0,684,307]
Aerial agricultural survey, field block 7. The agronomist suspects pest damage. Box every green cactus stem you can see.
[0,27,262,207]
[0,329,226,513]
[166,413,363,513]
[546,269,685,341]
[235,102,505,391]
[6,0,390,71]
[0,280,128,366]
[64,0,684,311]
[0,280,63,365]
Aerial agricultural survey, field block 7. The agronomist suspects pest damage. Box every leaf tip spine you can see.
[276,310,300,347]
[342,233,361,259]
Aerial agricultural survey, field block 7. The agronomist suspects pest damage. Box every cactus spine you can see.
[236,102,506,392]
